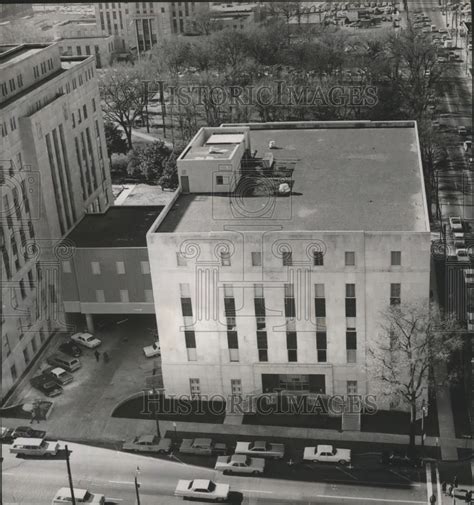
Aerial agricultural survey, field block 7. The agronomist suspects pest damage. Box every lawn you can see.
[112,393,226,424]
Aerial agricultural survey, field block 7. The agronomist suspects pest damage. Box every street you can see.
[2,442,431,505]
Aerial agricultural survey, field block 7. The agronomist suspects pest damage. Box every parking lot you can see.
[2,315,162,442]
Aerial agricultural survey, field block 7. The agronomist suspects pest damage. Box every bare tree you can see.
[99,64,149,149]
[369,303,462,454]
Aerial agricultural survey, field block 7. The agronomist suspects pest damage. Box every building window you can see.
[391,251,401,266]
[228,331,239,362]
[345,251,355,266]
[31,335,38,354]
[96,289,105,302]
[116,261,125,274]
[92,98,96,112]
[287,331,297,362]
[220,251,231,266]
[62,261,71,273]
[185,331,197,361]
[72,112,75,128]
[316,331,327,362]
[11,364,17,381]
[345,284,356,318]
[282,251,292,266]
[189,378,200,397]
[176,252,187,266]
[120,289,129,302]
[347,380,358,395]
[91,261,101,275]
[284,283,296,319]
[390,283,401,305]
[181,297,193,317]
[83,104,88,119]
[251,252,262,266]
[346,330,357,363]
[257,330,268,361]
[216,175,223,185]
[19,279,26,299]
[314,284,326,318]
[231,379,242,396]
[141,261,150,274]
[313,250,324,266]
[23,347,30,365]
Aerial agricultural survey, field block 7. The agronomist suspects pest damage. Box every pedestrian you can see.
[453,475,459,488]
[94,349,100,362]
[29,410,36,424]
[448,484,453,497]
[465,490,472,502]
[103,351,109,363]
[442,481,447,494]
[430,493,436,504]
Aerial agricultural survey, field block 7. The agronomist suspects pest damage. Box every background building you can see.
[54,19,115,68]
[147,121,431,411]
[0,43,113,401]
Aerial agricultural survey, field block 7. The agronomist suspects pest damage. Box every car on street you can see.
[463,140,472,152]
[380,451,422,468]
[449,216,463,231]
[179,438,227,456]
[52,488,105,504]
[70,332,101,349]
[122,435,172,454]
[235,440,285,459]
[43,367,73,385]
[30,374,63,397]
[438,28,448,33]
[143,341,161,358]
[174,479,230,502]
[11,426,47,439]
[303,445,352,465]
[457,126,467,136]
[58,340,82,357]
[215,454,265,475]
[46,353,81,372]
[456,248,470,262]
[10,437,60,457]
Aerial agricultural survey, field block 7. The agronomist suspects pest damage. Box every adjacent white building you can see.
[147,121,431,407]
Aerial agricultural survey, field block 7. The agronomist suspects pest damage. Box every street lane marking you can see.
[435,466,442,505]
[241,489,273,494]
[337,467,358,481]
[425,462,433,504]
[317,495,425,504]
[108,480,134,485]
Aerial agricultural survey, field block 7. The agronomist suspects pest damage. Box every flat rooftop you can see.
[67,206,164,247]
[157,124,428,233]
[0,44,46,65]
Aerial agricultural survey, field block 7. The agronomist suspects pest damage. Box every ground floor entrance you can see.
[262,374,326,394]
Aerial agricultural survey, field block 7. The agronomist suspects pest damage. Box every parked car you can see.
[30,374,63,397]
[70,332,101,349]
[10,437,60,457]
[303,445,352,465]
[58,340,82,357]
[456,248,470,262]
[449,216,463,231]
[215,454,265,475]
[52,488,105,505]
[143,341,161,358]
[43,367,73,385]
[463,140,472,152]
[380,451,422,468]
[457,126,467,136]
[179,438,227,456]
[122,435,171,454]
[46,353,81,372]
[11,426,47,439]
[452,230,465,240]
[174,479,230,502]
[235,440,285,459]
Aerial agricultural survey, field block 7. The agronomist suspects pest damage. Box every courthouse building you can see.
[147,121,431,406]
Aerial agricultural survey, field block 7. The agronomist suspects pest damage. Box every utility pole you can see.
[65,445,76,505]
[134,467,141,505]
[143,80,150,133]
[157,80,166,137]
[152,387,161,438]
[421,399,426,456]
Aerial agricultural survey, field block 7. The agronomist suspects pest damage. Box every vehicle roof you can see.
[231,454,248,463]
[51,367,66,374]
[13,437,44,446]
[55,488,88,499]
[137,435,154,443]
[194,438,212,445]
[317,445,334,451]
[251,440,267,447]
[192,479,211,488]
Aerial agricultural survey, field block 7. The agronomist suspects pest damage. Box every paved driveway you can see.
[3,315,162,443]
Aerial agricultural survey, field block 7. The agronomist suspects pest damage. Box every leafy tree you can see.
[127,141,172,182]
[104,122,128,166]
[369,303,462,455]
[159,151,179,189]
[99,63,149,149]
